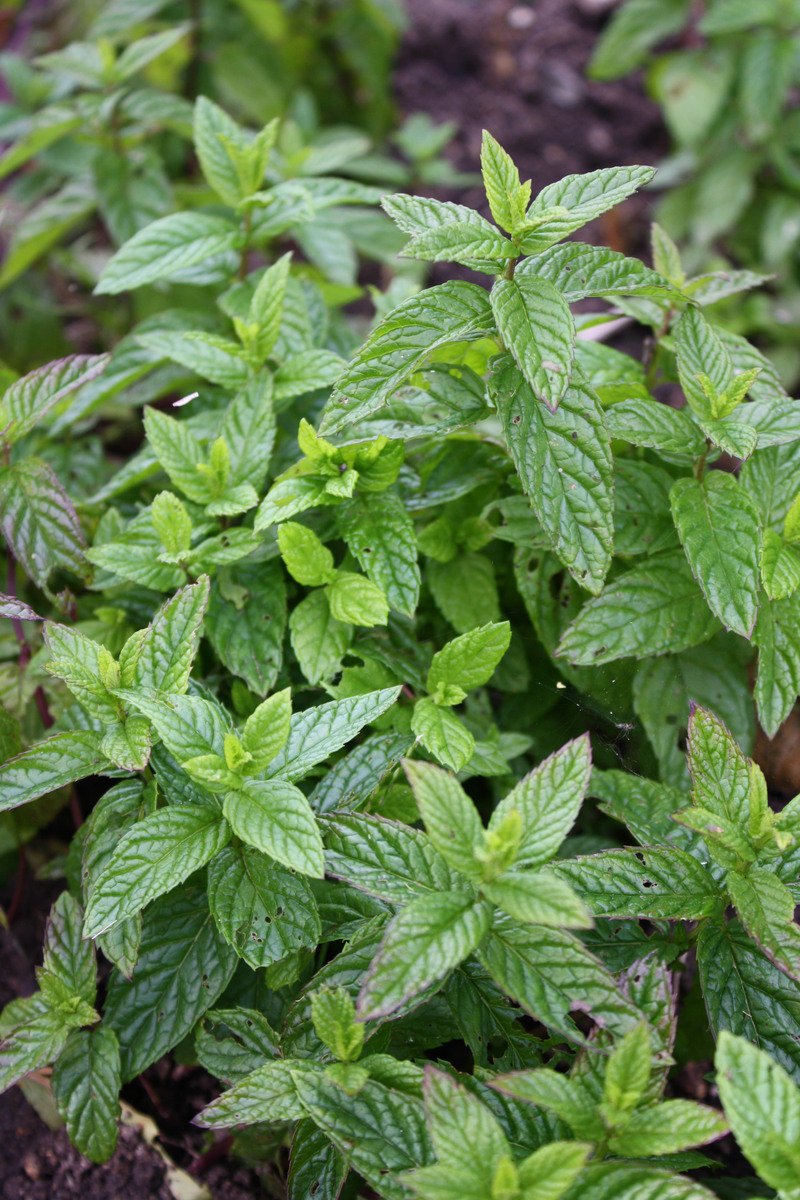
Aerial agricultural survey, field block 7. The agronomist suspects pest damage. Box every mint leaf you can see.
[95,212,239,294]
[557,552,720,665]
[52,1027,121,1163]
[224,780,325,877]
[319,282,494,435]
[84,801,230,937]
[670,473,761,638]
[358,893,492,1019]
[494,359,614,594]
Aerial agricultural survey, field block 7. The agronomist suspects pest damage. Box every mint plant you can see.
[2,121,800,1198]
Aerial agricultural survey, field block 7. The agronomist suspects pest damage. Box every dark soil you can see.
[0,2,671,1197]
[394,0,667,255]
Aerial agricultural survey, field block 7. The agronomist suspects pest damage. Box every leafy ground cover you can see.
[1,4,800,1199]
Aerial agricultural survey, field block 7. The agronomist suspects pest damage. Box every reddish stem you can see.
[188,1134,233,1176]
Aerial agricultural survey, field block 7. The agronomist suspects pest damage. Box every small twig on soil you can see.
[188,1133,233,1176]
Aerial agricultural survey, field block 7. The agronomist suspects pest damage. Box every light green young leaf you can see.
[426,622,511,696]
[411,698,475,773]
[241,687,292,771]
[609,1099,728,1158]
[310,987,364,1063]
[482,871,593,929]
[480,130,531,234]
[289,589,352,685]
[326,571,389,627]
[278,522,336,587]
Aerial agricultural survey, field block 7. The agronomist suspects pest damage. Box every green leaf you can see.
[761,529,800,601]
[383,193,515,270]
[557,552,720,666]
[338,492,420,617]
[193,96,264,206]
[319,282,495,435]
[224,779,325,877]
[0,457,87,587]
[480,131,531,234]
[610,1099,728,1158]
[715,1031,800,1195]
[278,521,336,586]
[589,0,691,79]
[698,918,800,1076]
[138,329,248,390]
[727,868,800,981]
[754,589,800,736]
[84,801,230,937]
[426,622,511,696]
[143,406,208,503]
[289,1121,349,1200]
[0,105,82,182]
[52,1027,121,1163]
[491,1068,602,1141]
[493,360,613,595]
[207,845,320,969]
[289,589,352,685]
[323,812,461,903]
[414,1067,509,1194]
[403,759,483,881]
[670,473,761,638]
[104,885,236,1080]
[0,354,108,445]
[197,1058,312,1128]
[95,211,239,294]
[563,1162,718,1200]
[0,996,73,1094]
[45,624,119,720]
[605,398,707,458]
[490,276,575,411]
[0,732,105,813]
[265,688,401,782]
[687,705,751,826]
[123,576,209,694]
[488,735,591,869]
[674,307,733,419]
[411,698,475,773]
[479,917,640,1042]
[206,563,286,697]
[310,986,364,1063]
[428,553,500,633]
[555,847,721,920]
[119,690,229,763]
[518,243,675,302]
[327,571,389,627]
[521,165,656,251]
[291,1072,430,1200]
[483,871,593,929]
[222,376,276,492]
[358,892,491,1019]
